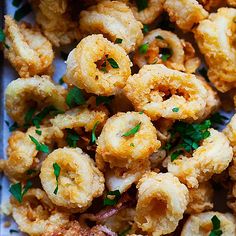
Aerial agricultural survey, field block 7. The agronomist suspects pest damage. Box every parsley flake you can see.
[24,107,36,128]
[104,190,121,206]
[156,35,164,40]
[14,2,32,21]
[9,180,32,203]
[209,215,222,236]
[35,129,42,135]
[5,121,18,132]
[66,129,79,147]
[29,135,49,153]
[115,38,123,44]
[135,0,148,11]
[160,48,173,62]
[0,29,10,49]
[172,107,179,112]
[107,58,119,69]
[66,87,86,108]
[96,96,113,106]
[130,143,135,147]
[142,24,149,33]
[91,121,100,144]
[171,150,183,162]
[26,169,37,175]
[53,163,61,195]
[138,43,149,54]
[122,122,141,137]
[9,229,19,234]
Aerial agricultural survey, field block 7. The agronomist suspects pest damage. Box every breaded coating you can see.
[135,172,189,236]
[133,29,200,73]
[30,0,81,46]
[194,8,236,92]
[79,1,143,53]
[4,15,54,77]
[40,147,105,212]
[186,182,214,214]
[168,129,233,188]
[124,65,208,121]
[120,0,164,24]
[5,76,67,126]
[163,0,208,31]
[4,126,64,182]
[198,0,224,10]
[10,188,70,236]
[65,34,131,96]
[181,211,236,235]
[228,0,236,7]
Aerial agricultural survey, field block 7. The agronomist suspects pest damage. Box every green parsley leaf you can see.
[66,87,86,108]
[12,0,23,7]
[122,122,141,137]
[66,129,79,147]
[9,229,19,234]
[107,58,119,69]
[142,24,149,33]
[24,107,36,128]
[139,111,144,114]
[91,121,100,144]
[35,129,42,135]
[53,163,61,195]
[96,96,113,106]
[130,143,135,147]
[155,35,164,40]
[59,77,64,85]
[14,2,32,21]
[115,38,123,44]
[5,121,18,132]
[138,43,149,54]
[161,53,171,62]
[209,215,223,236]
[0,29,10,49]
[60,51,68,61]
[135,0,148,11]
[26,169,37,175]
[160,47,173,62]
[103,190,121,206]
[9,180,32,203]
[171,150,183,162]
[29,135,49,153]
[172,107,179,112]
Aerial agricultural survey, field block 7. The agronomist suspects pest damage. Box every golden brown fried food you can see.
[163,0,208,31]
[10,188,70,236]
[195,8,236,92]
[124,65,208,121]
[133,29,200,73]
[65,34,131,96]
[198,0,224,10]
[30,0,81,46]
[4,15,54,77]
[40,147,105,212]
[135,172,189,236]
[168,129,233,188]
[79,1,143,53]
[228,0,236,7]
[181,211,236,235]
[186,182,214,214]
[4,126,63,182]
[5,76,67,126]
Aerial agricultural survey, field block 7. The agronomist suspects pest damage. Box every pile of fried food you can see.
[2,0,236,235]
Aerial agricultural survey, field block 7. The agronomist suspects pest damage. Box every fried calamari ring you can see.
[4,15,54,77]
[194,8,236,92]
[135,172,189,235]
[40,147,105,212]
[96,112,160,170]
[79,1,143,53]
[65,34,131,96]
[4,126,64,182]
[124,65,208,121]
[168,129,233,188]
[181,211,236,235]
[186,182,214,214]
[5,76,67,126]
[163,0,208,31]
[10,188,70,236]
[30,0,81,46]
[133,29,200,73]
[120,0,164,24]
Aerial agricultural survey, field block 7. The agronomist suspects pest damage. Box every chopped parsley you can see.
[115,38,123,44]
[14,2,32,21]
[9,180,32,203]
[0,29,10,49]
[209,215,222,236]
[160,48,173,62]
[142,24,149,33]
[155,35,164,40]
[122,122,141,137]
[107,58,119,69]
[172,107,179,112]
[171,150,183,162]
[24,107,36,128]
[130,143,135,147]
[103,190,121,206]
[139,111,144,114]
[9,229,19,234]
[26,169,37,175]
[96,96,113,106]
[29,135,49,153]
[91,121,100,144]
[53,163,61,195]
[138,43,149,54]
[66,129,79,147]
[66,87,86,108]
[12,0,23,7]
[135,0,148,11]
[35,129,42,135]
[5,121,18,132]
